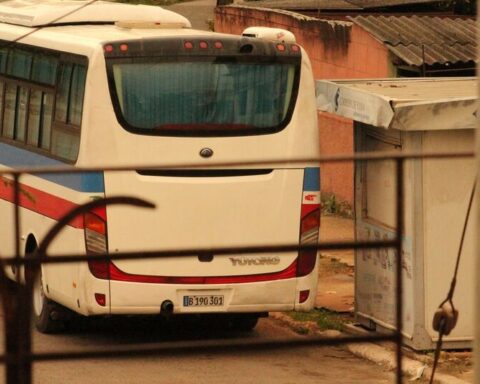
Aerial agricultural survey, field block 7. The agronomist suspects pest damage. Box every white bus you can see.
[0,0,320,333]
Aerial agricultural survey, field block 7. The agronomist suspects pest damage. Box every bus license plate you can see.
[183,295,224,307]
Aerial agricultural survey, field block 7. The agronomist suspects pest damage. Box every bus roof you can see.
[0,0,191,28]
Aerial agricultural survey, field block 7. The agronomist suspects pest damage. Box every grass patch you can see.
[318,254,353,277]
[287,308,351,332]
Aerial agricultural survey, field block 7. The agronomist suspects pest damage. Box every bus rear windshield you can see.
[108,59,299,136]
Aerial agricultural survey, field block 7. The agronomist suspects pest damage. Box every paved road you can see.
[164,0,217,31]
[0,315,394,383]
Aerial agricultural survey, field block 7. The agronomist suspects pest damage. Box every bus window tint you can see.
[15,87,28,142]
[3,84,16,139]
[7,49,32,79]
[41,93,53,150]
[55,63,73,123]
[69,65,86,126]
[112,61,296,135]
[51,127,79,161]
[32,55,57,85]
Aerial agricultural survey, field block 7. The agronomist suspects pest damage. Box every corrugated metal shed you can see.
[350,15,477,65]
[234,0,450,10]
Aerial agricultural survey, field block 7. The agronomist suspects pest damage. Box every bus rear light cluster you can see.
[104,44,114,53]
[297,208,320,276]
[183,41,224,50]
[275,43,300,53]
[84,209,110,279]
[297,168,320,277]
[84,211,107,254]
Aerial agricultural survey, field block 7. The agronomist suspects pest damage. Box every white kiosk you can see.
[316,78,477,350]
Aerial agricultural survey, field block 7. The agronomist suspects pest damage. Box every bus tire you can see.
[232,314,259,332]
[33,270,65,334]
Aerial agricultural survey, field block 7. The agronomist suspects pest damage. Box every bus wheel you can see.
[231,314,259,332]
[33,270,65,333]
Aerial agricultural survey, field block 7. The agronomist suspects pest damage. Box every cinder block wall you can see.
[214,6,392,205]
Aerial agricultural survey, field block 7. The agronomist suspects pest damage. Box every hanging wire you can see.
[429,180,476,384]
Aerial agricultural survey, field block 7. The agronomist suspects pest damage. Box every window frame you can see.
[0,41,88,164]
[105,55,301,137]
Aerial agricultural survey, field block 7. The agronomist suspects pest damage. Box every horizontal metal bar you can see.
[6,240,399,266]
[0,150,473,176]
[1,334,396,363]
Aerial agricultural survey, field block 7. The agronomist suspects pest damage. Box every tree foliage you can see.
[435,0,477,14]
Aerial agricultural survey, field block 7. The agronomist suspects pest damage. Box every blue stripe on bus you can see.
[303,167,320,191]
[0,142,104,193]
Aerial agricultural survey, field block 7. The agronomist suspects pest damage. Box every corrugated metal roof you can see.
[234,0,449,10]
[350,15,477,65]
[234,0,361,10]
[347,0,449,8]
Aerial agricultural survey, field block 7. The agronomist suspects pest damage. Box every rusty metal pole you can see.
[395,159,404,384]
[474,7,480,382]
[2,174,33,384]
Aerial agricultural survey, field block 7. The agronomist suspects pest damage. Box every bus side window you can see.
[27,90,53,150]
[3,83,16,139]
[52,62,85,162]
[15,86,28,142]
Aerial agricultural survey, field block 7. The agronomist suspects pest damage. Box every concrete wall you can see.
[214,5,392,204]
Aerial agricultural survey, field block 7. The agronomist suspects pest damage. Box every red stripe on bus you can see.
[0,177,83,228]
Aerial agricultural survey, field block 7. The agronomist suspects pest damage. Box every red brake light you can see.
[91,260,296,284]
[199,41,208,49]
[104,44,114,53]
[276,43,286,52]
[214,41,223,49]
[297,208,320,277]
[291,44,300,52]
[184,41,194,49]
[89,260,109,279]
[119,43,128,52]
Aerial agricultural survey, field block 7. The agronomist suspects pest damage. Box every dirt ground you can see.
[316,215,355,313]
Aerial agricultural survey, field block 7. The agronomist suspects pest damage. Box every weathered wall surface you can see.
[214,6,392,204]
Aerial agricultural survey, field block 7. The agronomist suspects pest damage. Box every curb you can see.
[346,342,469,384]
[269,313,471,384]
[343,324,471,384]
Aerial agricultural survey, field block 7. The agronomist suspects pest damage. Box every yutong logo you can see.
[229,257,280,266]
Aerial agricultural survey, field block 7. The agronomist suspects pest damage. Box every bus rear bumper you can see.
[95,277,316,315]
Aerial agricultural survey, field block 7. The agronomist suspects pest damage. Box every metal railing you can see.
[0,149,474,384]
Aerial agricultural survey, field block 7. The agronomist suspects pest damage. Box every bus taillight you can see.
[297,168,320,277]
[84,210,109,278]
[297,208,320,276]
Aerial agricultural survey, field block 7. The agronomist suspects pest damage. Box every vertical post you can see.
[474,6,480,381]
[4,173,32,384]
[395,159,404,384]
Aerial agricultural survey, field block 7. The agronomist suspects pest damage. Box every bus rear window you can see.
[109,60,299,136]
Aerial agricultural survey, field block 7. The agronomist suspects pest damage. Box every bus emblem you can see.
[229,257,280,266]
[199,148,214,158]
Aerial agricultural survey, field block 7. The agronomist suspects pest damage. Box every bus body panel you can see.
[104,169,303,276]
